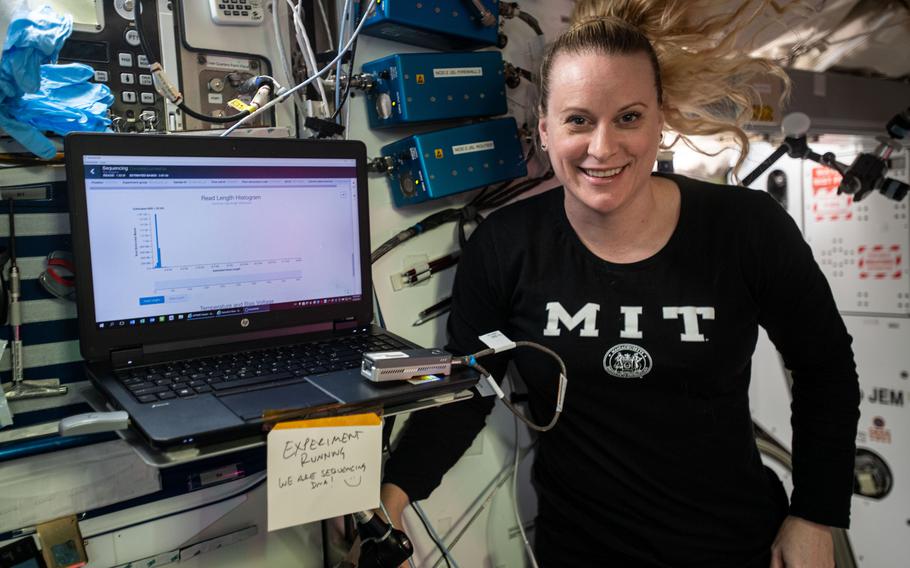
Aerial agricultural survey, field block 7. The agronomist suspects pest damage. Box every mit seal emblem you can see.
[603,343,653,379]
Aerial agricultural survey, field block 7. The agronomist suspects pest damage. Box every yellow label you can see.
[434,148,444,159]
[416,74,425,85]
[272,412,381,430]
[228,99,254,112]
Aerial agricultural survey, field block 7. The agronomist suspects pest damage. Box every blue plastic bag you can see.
[0,5,113,159]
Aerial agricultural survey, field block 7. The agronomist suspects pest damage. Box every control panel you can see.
[58,0,166,132]
[208,0,265,26]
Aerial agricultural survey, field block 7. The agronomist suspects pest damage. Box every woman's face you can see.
[539,50,663,219]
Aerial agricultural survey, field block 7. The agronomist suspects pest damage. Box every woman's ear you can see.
[538,110,548,148]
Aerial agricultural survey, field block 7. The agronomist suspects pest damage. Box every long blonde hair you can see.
[545,0,793,174]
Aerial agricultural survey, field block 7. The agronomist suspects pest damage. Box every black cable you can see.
[475,170,554,209]
[469,180,513,207]
[331,31,359,122]
[483,173,554,208]
[132,0,157,63]
[370,170,551,262]
[413,502,453,568]
[134,0,252,125]
[517,11,543,35]
[370,208,461,263]
[178,102,251,124]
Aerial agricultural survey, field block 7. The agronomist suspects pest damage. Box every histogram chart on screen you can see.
[132,207,307,290]
[85,164,362,323]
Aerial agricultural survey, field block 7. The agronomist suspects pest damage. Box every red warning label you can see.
[810,167,852,222]
[858,244,903,280]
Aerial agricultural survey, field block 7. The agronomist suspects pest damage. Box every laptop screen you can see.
[81,154,363,330]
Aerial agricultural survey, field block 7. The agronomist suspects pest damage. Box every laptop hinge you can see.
[111,347,145,369]
[333,317,359,331]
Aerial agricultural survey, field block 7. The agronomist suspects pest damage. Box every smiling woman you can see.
[569,0,793,175]
[377,3,860,568]
[538,48,674,262]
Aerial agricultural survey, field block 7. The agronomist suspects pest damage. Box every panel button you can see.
[140,92,155,104]
[137,54,150,68]
[120,72,135,85]
[139,74,153,86]
[125,29,141,47]
[118,52,133,67]
[122,91,137,103]
[94,70,109,82]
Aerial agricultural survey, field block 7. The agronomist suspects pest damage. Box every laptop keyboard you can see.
[115,333,410,404]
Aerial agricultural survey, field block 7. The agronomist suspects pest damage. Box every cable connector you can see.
[499,1,519,18]
[150,62,182,105]
[249,84,272,109]
[368,155,397,174]
[337,72,377,92]
[499,3,544,35]
[304,116,346,138]
[466,0,497,27]
[503,61,533,89]
[235,75,282,96]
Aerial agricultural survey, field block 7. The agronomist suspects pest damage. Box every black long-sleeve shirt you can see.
[384,174,860,567]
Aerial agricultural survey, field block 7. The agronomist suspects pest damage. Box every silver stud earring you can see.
[541,142,548,151]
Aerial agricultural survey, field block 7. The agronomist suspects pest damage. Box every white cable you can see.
[221,0,376,136]
[271,1,298,98]
[295,0,330,115]
[270,0,305,135]
[511,392,539,568]
[412,502,460,568]
[428,439,533,568]
[316,0,334,50]
[288,0,330,116]
[335,0,353,117]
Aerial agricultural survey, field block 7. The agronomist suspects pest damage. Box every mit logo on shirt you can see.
[542,302,716,342]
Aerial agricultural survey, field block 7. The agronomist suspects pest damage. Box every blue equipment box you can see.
[361,51,507,129]
[381,117,527,207]
[361,0,499,50]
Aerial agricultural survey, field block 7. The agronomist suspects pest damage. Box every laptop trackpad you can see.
[220,382,338,420]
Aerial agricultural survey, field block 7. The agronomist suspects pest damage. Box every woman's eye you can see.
[618,112,641,125]
[566,115,587,126]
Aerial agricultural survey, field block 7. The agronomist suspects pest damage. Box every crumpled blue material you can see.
[0,5,113,159]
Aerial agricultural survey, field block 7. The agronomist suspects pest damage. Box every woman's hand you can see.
[770,515,835,568]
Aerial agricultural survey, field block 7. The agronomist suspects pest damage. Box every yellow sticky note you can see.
[267,413,381,531]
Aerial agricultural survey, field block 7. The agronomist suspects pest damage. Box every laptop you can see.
[64,133,476,449]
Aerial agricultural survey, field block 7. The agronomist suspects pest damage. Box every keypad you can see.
[117,332,409,403]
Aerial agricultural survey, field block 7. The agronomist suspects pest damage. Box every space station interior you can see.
[0,1,908,567]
